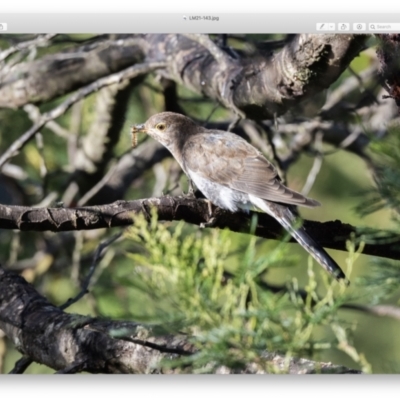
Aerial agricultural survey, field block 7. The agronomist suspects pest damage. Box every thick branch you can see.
[1,34,367,120]
[150,34,367,118]
[0,267,360,374]
[0,37,147,108]
[0,196,398,260]
[0,267,190,373]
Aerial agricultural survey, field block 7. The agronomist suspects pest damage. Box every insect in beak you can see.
[130,124,146,148]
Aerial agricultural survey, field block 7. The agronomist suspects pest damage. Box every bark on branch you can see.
[148,33,367,118]
[0,196,398,260]
[0,267,360,374]
[0,37,147,108]
[1,34,367,119]
[0,267,191,374]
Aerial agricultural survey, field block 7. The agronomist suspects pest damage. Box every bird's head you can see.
[131,112,200,149]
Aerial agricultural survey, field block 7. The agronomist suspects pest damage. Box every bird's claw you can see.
[200,217,217,228]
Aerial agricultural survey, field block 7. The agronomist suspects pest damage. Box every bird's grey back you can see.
[182,131,319,208]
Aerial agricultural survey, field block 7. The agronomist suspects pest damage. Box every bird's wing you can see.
[183,131,319,208]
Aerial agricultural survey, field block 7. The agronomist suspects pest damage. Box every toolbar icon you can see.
[353,23,366,31]
[316,23,335,31]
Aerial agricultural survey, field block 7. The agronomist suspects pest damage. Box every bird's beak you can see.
[132,123,146,133]
[130,124,146,148]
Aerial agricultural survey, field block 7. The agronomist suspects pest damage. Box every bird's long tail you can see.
[249,195,347,282]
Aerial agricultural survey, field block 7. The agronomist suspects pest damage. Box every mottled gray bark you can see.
[0,34,367,119]
[0,37,146,108]
[0,267,360,374]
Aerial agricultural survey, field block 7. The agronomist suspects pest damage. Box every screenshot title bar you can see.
[1,13,400,33]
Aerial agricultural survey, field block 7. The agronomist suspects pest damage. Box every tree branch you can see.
[0,61,166,170]
[0,196,398,260]
[1,34,368,120]
[0,267,360,374]
[0,37,148,108]
[151,33,367,119]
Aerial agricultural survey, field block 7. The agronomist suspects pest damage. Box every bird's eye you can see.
[156,123,166,131]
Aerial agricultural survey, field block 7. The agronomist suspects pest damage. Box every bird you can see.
[132,112,346,282]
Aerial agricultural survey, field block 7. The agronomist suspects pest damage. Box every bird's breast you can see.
[188,169,250,212]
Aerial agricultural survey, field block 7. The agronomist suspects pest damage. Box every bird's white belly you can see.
[187,169,250,212]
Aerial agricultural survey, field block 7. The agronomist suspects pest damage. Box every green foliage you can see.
[358,125,400,216]
[121,210,358,373]
[355,125,400,305]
